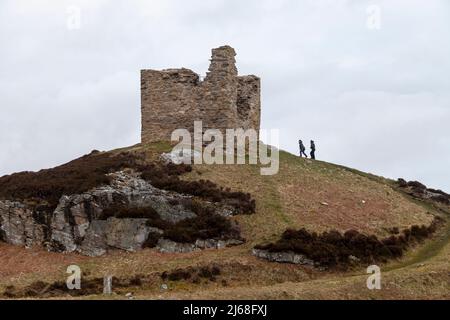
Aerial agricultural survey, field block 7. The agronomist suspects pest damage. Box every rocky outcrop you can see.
[78,218,163,257]
[157,238,244,254]
[0,171,241,256]
[252,249,315,266]
[105,218,155,252]
[397,178,450,205]
[77,220,108,256]
[0,201,48,248]
[160,150,201,165]
[47,171,196,253]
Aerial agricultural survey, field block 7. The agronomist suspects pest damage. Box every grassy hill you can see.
[0,142,448,299]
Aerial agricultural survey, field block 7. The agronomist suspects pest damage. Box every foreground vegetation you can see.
[255,218,441,268]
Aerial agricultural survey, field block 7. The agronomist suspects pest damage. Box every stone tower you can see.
[140,45,261,143]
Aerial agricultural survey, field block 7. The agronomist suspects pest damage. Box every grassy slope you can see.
[0,142,448,299]
[183,148,435,241]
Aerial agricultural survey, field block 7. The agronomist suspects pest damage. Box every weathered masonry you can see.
[141,45,261,143]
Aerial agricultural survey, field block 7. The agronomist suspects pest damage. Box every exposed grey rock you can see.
[397,178,450,205]
[140,195,195,223]
[214,204,236,217]
[51,195,91,252]
[160,149,201,165]
[78,220,108,257]
[252,249,314,266]
[0,171,244,256]
[0,200,46,247]
[78,219,164,256]
[195,238,244,249]
[105,217,151,252]
[0,171,233,254]
[48,171,195,252]
[157,238,198,253]
[195,239,221,249]
[157,237,244,253]
[423,189,450,204]
[0,172,194,253]
[109,171,196,223]
[349,255,360,263]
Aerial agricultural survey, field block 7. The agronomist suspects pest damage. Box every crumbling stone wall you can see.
[141,45,261,143]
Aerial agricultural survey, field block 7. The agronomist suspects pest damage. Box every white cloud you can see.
[0,0,449,191]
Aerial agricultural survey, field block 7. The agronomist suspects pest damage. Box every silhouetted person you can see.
[310,140,316,160]
[298,140,307,158]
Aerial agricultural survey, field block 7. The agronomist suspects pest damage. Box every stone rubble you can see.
[397,178,450,205]
[160,150,201,165]
[252,248,315,266]
[157,238,244,254]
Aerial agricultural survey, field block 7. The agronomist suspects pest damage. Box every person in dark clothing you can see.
[299,140,308,158]
[310,140,316,160]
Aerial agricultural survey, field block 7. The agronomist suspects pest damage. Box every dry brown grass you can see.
[180,149,435,243]
[274,155,434,237]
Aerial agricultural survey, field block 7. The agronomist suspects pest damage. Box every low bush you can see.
[0,148,255,249]
[255,219,440,268]
[161,265,221,283]
[397,178,407,188]
[427,188,448,196]
[0,151,140,211]
[0,148,255,218]
[431,195,450,205]
[2,274,148,298]
[140,163,255,214]
[198,265,221,279]
[389,227,400,235]
[101,202,240,245]
[161,268,193,281]
[98,205,169,228]
[143,232,162,248]
[164,212,235,243]
[397,179,450,204]
[406,180,427,190]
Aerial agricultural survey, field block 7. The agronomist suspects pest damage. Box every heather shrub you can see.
[162,269,193,281]
[161,265,221,283]
[164,213,235,243]
[143,232,161,248]
[389,227,400,235]
[397,179,450,204]
[0,148,255,217]
[99,205,170,230]
[139,165,256,214]
[431,195,450,205]
[0,151,140,211]
[406,181,427,190]
[427,188,448,196]
[101,200,240,245]
[255,219,440,268]
[397,178,408,187]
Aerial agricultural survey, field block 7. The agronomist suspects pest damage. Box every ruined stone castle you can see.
[141,45,261,143]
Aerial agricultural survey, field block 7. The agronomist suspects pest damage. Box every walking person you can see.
[310,140,316,160]
[299,140,308,158]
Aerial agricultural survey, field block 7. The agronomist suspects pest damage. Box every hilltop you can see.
[0,142,448,299]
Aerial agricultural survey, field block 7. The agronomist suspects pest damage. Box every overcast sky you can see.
[0,0,449,191]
